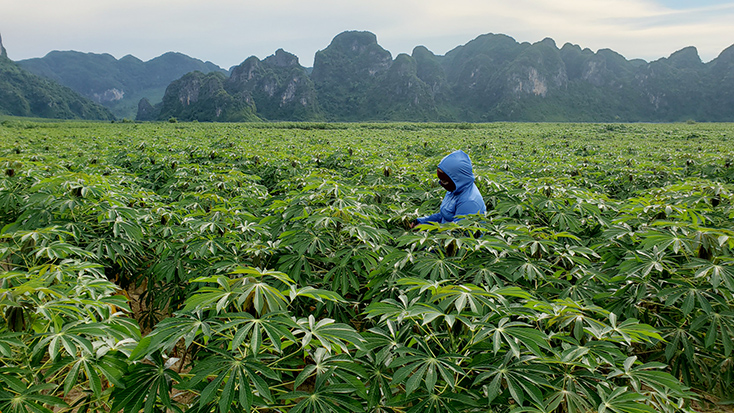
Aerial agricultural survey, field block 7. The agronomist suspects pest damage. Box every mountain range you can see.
[0,34,114,120]
[5,31,734,122]
[17,50,224,119]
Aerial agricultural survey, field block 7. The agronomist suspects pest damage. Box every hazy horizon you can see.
[2,0,733,69]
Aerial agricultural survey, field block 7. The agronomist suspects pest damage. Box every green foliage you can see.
[8,32,734,122]
[158,71,260,122]
[0,58,115,120]
[311,31,393,121]
[18,51,226,120]
[1,121,733,412]
[226,51,323,122]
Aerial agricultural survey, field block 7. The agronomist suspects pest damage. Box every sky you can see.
[1,0,733,69]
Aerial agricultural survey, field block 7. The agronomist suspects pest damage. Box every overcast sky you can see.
[1,0,733,69]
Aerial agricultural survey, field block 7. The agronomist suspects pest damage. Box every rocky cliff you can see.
[156,71,258,122]
[226,49,321,121]
[311,31,393,120]
[0,33,7,60]
[149,49,321,122]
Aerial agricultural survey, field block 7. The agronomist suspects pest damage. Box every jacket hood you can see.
[438,150,475,193]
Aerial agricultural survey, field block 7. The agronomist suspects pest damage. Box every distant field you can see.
[1,120,733,413]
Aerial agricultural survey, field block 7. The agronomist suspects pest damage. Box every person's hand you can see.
[409,220,418,229]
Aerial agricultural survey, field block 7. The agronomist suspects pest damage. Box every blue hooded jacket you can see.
[416,150,486,224]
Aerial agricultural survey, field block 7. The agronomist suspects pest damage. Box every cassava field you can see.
[1,119,734,413]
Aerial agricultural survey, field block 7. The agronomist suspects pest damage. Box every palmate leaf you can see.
[215,311,297,354]
[660,319,704,378]
[434,284,501,315]
[343,223,393,249]
[294,347,367,395]
[184,347,277,413]
[596,385,657,413]
[277,252,314,285]
[293,315,366,353]
[229,266,295,286]
[0,334,25,357]
[32,240,96,261]
[185,268,294,316]
[55,351,128,397]
[280,226,334,256]
[472,353,550,407]
[395,277,449,295]
[539,381,597,413]
[602,223,639,242]
[187,235,229,259]
[368,295,466,330]
[687,258,734,292]
[402,390,479,413]
[471,317,551,357]
[579,313,663,345]
[510,258,552,282]
[660,281,718,316]
[607,356,690,399]
[359,344,399,409]
[412,253,461,280]
[618,246,675,278]
[283,373,365,413]
[0,383,67,413]
[110,352,182,413]
[640,228,693,255]
[86,237,145,266]
[363,294,423,323]
[606,313,663,345]
[550,210,582,232]
[701,310,734,356]
[129,312,219,360]
[324,264,361,296]
[402,278,532,313]
[407,301,461,327]
[33,320,109,361]
[390,340,465,396]
[289,285,345,303]
[324,244,379,295]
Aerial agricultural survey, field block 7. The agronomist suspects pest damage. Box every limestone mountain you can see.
[412,46,451,103]
[440,33,529,118]
[18,51,225,119]
[9,30,734,122]
[156,71,258,122]
[136,97,157,122]
[633,46,707,121]
[149,49,321,122]
[311,31,393,120]
[365,53,443,121]
[0,37,115,120]
[155,31,734,122]
[431,33,734,122]
[706,44,734,120]
[226,49,322,121]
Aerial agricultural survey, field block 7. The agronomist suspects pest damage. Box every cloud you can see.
[1,0,732,67]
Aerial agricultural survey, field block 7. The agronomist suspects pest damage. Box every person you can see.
[413,150,486,226]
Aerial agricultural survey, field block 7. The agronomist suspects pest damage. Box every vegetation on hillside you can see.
[9,30,734,122]
[0,57,115,120]
[150,32,734,123]
[18,51,226,120]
